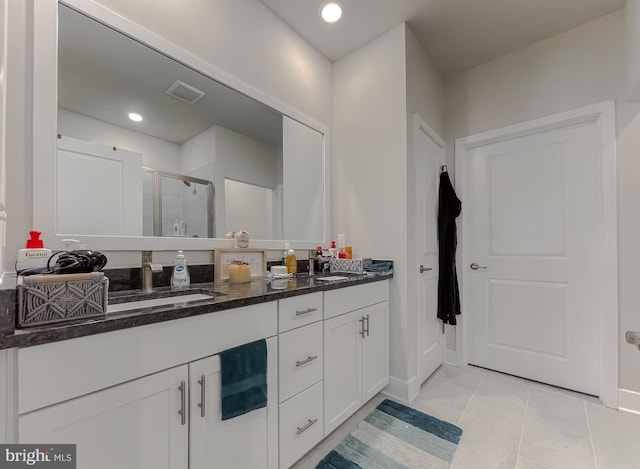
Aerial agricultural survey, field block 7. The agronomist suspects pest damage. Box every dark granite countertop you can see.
[0,273,392,349]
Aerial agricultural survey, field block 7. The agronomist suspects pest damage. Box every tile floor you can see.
[293,365,640,469]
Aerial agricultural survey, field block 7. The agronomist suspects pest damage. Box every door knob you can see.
[420,265,433,273]
[470,262,487,271]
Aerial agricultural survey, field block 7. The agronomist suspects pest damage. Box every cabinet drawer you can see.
[278,292,323,332]
[324,280,389,319]
[278,322,323,402]
[279,381,323,469]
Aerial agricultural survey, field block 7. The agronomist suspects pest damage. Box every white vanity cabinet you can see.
[323,280,389,435]
[277,292,324,469]
[17,302,279,469]
[19,365,190,469]
[189,340,278,469]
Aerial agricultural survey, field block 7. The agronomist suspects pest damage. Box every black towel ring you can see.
[441,164,448,172]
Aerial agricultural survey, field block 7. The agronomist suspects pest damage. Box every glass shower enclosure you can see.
[143,168,215,238]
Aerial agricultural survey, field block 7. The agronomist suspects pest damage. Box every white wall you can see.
[404,26,445,392]
[2,0,30,284]
[225,180,272,240]
[181,127,216,176]
[444,9,640,394]
[627,0,640,99]
[214,126,280,238]
[0,0,7,286]
[58,109,181,172]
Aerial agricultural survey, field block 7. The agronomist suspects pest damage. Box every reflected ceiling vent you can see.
[165,80,206,104]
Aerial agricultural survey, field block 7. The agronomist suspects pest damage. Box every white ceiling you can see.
[260,0,626,78]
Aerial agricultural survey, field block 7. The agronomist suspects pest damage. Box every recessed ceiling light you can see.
[321,2,342,23]
[128,112,143,122]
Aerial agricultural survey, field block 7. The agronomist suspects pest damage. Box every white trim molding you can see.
[455,101,618,409]
[618,389,640,415]
[0,348,18,443]
[383,375,420,404]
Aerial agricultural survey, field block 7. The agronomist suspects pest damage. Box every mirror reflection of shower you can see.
[143,168,215,237]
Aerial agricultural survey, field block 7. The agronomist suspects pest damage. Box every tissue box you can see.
[329,258,372,274]
[17,272,108,328]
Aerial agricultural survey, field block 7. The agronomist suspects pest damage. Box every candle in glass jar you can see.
[228,261,251,284]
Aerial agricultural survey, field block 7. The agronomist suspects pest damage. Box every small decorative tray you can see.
[17,272,108,328]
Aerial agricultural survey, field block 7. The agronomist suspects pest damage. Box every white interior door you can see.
[415,115,445,385]
[57,135,142,236]
[461,116,603,395]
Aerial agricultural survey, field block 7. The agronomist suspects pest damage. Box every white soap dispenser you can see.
[171,251,190,288]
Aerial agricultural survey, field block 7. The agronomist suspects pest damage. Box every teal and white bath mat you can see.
[316,399,463,468]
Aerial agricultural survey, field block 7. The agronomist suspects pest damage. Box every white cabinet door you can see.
[189,337,277,469]
[323,309,362,435]
[361,301,389,402]
[56,135,143,236]
[19,365,189,469]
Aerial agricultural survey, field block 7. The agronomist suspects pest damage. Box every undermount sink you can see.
[107,292,217,314]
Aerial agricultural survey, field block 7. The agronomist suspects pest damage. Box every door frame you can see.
[454,101,618,408]
[413,113,446,388]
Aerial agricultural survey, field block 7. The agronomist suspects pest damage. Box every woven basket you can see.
[329,258,372,274]
[17,272,108,328]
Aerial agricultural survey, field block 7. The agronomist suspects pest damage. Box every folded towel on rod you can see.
[219,338,267,421]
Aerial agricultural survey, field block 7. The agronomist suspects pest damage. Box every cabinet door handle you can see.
[295,307,317,316]
[359,317,365,338]
[365,314,370,337]
[197,375,206,418]
[178,380,186,426]
[296,355,318,367]
[296,418,318,435]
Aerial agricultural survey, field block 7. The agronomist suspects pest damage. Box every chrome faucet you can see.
[141,250,163,293]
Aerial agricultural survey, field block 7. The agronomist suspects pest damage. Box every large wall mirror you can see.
[36,1,326,249]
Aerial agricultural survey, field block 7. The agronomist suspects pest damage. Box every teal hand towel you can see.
[219,339,267,421]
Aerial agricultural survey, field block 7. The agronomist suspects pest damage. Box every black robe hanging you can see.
[437,170,462,325]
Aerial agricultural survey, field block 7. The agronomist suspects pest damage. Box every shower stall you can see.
[143,168,215,238]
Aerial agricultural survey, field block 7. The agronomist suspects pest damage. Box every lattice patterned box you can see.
[17,272,108,328]
[329,258,372,274]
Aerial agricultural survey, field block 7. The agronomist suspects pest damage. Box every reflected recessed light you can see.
[128,112,143,122]
[321,2,342,23]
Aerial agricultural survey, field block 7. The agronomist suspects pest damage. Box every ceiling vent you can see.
[165,80,206,104]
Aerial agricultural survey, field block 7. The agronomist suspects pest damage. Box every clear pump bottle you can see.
[171,251,190,288]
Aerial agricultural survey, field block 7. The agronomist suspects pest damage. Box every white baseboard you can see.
[383,375,420,404]
[618,388,640,415]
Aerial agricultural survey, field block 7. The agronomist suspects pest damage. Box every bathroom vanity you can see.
[0,274,390,469]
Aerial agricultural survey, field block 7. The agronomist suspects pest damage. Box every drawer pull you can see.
[197,375,206,418]
[359,317,365,338]
[178,380,186,426]
[296,418,318,435]
[296,355,318,367]
[295,307,318,316]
